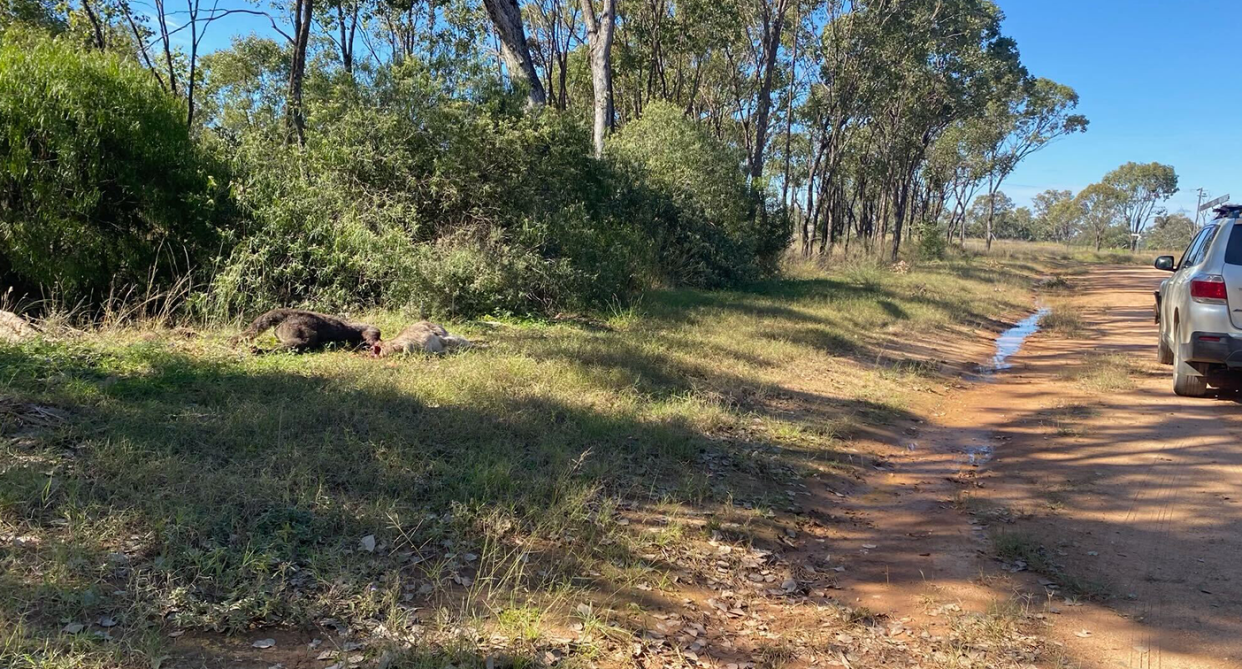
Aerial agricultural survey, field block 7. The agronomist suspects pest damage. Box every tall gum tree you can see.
[482,0,547,105]
[581,0,616,157]
[286,0,313,144]
[1076,182,1126,252]
[1103,161,1179,251]
[979,78,1088,250]
[747,0,791,180]
[1032,188,1079,246]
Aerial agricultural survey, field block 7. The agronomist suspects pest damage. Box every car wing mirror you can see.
[1154,255,1176,272]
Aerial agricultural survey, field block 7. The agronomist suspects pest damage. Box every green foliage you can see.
[0,0,1082,320]
[966,191,1013,238]
[1102,161,1178,248]
[1144,212,1194,251]
[1002,206,1036,241]
[609,101,785,287]
[197,36,290,137]
[1032,189,1080,244]
[0,35,223,304]
[201,70,779,318]
[1076,182,1127,251]
[0,30,783,319]
[0,0,65,35]
[917,220,948,260]
[203,94,626,318]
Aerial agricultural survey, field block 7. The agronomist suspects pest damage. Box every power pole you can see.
[1193,188,1208,228]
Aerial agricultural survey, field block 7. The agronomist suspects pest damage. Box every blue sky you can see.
[996,0,1242,216]
[191,0,1240,217]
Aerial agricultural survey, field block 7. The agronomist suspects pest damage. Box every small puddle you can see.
[964,442,994,466]
[981,307,1049,373]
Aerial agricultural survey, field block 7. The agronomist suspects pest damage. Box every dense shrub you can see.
[203,78,652,318]
[195,51,790,319]
[917,221,948,260]
[0,34,223,304]
[0,40,786,319]
[609,101,787,287]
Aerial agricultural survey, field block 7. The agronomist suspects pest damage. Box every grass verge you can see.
[1,255,1043,667]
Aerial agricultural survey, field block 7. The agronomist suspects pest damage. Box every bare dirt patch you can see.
[897,266,1242,669]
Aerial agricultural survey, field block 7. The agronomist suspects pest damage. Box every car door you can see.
[1167,226,1215,332]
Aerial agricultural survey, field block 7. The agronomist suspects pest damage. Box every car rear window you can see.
[1226,224,1242,265]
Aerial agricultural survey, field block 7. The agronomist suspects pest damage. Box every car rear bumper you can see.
[1188,331,1242,367]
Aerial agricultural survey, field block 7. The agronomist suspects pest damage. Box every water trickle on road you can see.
[964,442,994,466]
[984,307,1049,372]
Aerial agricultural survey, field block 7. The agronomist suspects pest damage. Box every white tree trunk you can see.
[581,0,616,158]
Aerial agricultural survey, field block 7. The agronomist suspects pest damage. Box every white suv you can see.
[1154,205,1242,396]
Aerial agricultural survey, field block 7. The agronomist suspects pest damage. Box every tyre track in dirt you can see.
[960,265,1242,669]
[823,265,1242,669]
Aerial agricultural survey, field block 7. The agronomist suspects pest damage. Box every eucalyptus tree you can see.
[923,118,993,245]
[198,36,290,137]
[1032,188,1080,246]
[285,0,313,143]
[482,0,547,104]
[865,0,1024,260]
[526,0,578,109]
[968,192,1014,239]
[581,0,616,157]
[1076,182,1126,251]
[1103,161,1179,251]
[745,0,793,179]
[53,0,283,129]
[317,0,362,74]
[1145,212,1195,251]
[977,78,1088,250]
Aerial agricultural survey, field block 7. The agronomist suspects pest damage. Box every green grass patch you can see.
[992,530,1111,601]
[0,256,1036,666]
[1042,302,1085,338]
[1061,353,1141,393]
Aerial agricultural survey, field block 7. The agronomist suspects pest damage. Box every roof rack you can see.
[1213,204,1242,218]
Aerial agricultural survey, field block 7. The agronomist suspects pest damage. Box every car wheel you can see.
[1173,339,1209,397]
[1157,328,1174,365]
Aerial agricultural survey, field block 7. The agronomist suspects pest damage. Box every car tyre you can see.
[1173,341,1209,397]
[1157,330,1174,365]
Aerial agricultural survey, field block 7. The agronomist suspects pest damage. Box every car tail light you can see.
[1190,274,1228,304]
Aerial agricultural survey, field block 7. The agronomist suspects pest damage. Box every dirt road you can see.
[825,265,1242,669]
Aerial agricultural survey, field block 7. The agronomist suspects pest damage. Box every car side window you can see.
[1185,225,1220,267]
[1225,223,1242,265]
[1180,227,1211,269]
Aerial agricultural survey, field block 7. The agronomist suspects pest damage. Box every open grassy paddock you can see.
[0,247,1118,668]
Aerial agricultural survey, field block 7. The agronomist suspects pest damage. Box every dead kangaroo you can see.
[233,309,380,352]
[372,321,471,356]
